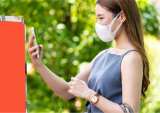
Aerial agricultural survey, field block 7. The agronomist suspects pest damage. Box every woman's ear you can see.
[119,11,126,23]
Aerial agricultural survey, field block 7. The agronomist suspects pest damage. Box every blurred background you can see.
[1,0,160,113]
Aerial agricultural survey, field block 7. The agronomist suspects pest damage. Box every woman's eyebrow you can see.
[97,14,104,17]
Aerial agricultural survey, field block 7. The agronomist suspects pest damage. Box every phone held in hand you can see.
[30,27,43,45]
[30,27,43,58]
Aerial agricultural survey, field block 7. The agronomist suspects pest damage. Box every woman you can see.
[28,0,150,113]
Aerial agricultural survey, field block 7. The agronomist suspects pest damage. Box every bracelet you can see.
[120,103,134,113]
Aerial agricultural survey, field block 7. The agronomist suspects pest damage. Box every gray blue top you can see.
[85,49,137,113]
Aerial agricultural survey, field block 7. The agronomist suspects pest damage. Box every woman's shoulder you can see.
[122,50,142,62]
[121,50,143,72]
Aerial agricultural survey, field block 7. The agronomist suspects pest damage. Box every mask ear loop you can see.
[113,20,124,35]
[109,13,121,32]
[113,15,126,35]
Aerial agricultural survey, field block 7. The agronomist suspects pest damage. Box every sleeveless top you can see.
[85,49,137,113]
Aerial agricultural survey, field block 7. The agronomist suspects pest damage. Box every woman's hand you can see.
[28,32,43,68]
[67,77,94,100]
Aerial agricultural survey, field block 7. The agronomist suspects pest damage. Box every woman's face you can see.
[95,4,114,25]
[95,4,126,34]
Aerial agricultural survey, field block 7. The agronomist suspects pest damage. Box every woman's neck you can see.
[114,29,134,50]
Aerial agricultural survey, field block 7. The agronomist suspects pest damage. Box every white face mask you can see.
[95,14,123,42]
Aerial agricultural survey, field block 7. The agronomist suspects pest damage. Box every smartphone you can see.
[30,27,42,58]
[30,27,43,45]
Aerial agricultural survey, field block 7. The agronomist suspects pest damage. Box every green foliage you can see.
[0,0,160,112]
[137,0,160,37]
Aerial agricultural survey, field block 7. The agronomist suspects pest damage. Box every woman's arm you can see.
[121,51,143,112]
[35,62,91,101]
[68,51,143,113]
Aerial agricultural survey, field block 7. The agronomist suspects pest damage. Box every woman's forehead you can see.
[96,4,112,16]
[96,4,106,11]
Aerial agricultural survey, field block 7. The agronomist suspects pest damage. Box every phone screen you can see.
[31,27,43,44]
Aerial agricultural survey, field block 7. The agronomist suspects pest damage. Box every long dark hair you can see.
[96,0,150,97]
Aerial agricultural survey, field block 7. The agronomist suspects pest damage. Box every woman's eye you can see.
[99,17,104,20]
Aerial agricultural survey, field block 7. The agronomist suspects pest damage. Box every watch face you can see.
[91,96,98,103]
